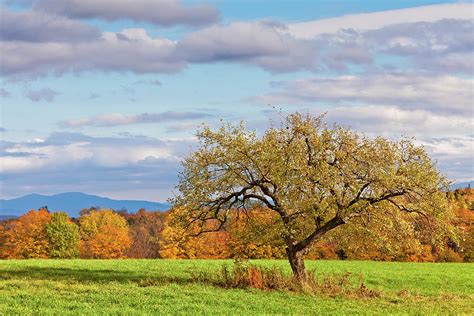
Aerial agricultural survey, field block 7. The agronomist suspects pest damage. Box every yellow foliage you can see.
[79,210,131,259]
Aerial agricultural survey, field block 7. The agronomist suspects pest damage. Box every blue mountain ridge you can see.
[0,192,170,218]
[449,180,473,190]
[1,182,472,219]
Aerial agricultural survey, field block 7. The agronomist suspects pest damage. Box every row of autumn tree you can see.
[0,188,472,261]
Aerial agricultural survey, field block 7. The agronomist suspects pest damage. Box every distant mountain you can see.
[450,181,474,190]
[0,215,17,220]
[0,192,170,218]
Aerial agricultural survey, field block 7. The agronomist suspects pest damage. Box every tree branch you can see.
[386,198,429,219]
[294,216,345,252]
[347,182,372,208]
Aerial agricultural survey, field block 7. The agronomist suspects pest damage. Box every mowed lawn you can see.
[0,259,472,315]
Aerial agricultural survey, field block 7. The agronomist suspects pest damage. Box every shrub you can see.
[211,261,381,298]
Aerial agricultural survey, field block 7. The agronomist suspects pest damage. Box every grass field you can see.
[0,259,473,315]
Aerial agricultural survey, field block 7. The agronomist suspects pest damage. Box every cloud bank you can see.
[1,3,472,78]
[59,111,213,128]
[6,0,219,26]
[1,2,472,197]
[0,132,195,199]
[254,73,473,115]
[286,3,473,38]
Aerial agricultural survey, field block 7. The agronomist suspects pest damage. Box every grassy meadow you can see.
[0,259,473,315]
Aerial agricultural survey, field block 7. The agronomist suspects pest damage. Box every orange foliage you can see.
[445,188,474,262]
[79,210,131,259]
[0,188,471,262]
[159,196,472,262]
[408,245,436,262]
[0,219,15,259]
[227,209,286,259]
[191,230,230,259]
[122,209,165,258]
[160,209,230,259]
[307,242,338,260]
[1,209,52,259]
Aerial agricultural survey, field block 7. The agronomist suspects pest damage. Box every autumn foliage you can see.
[46,212,80,258]
[120,209,164,258]
[160,209,230,259]
[0,188,472,261]
[1,209,52,259]
[79,210,131,259]
[226,208,286,259]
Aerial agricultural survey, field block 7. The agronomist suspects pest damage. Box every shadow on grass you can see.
[0,266,190,285]
[0,264,381,299]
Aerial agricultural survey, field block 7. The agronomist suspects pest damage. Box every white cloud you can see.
[59,111,213,128]
[1,5,472,77]
[177,20,316,72]
[0,132,196,199]
[421,137,473,158]
[0,8,100,42]
[0,27,181,78]
[326,106,473,182]
[0,133,182,173]
[16,0,220,27]
[254,73,474,115]
[2,142,92,172]
[418,137,474,182]
[324,105,473,138]
[286,3,474,39]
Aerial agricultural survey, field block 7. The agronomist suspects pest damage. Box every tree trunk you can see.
[283,216,344,282]
[286,246,307,281]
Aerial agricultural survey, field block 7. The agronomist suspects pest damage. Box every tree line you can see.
[0,188,471,261]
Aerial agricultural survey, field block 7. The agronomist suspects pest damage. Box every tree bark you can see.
[286,246,307,281]
[285,216,344,281]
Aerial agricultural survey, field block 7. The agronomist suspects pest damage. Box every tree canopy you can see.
[2,209,52,259]
[172,113,449,279]
[79,209,131,259]
[46,212,80,259]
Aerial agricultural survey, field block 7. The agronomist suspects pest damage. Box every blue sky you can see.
[1,0,473,201]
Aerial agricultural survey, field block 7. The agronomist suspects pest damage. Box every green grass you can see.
[0,259,473,315]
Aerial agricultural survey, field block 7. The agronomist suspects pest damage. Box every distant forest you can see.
[1,188,472,262]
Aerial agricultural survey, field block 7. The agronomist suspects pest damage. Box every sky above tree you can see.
[0,0,472,201]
